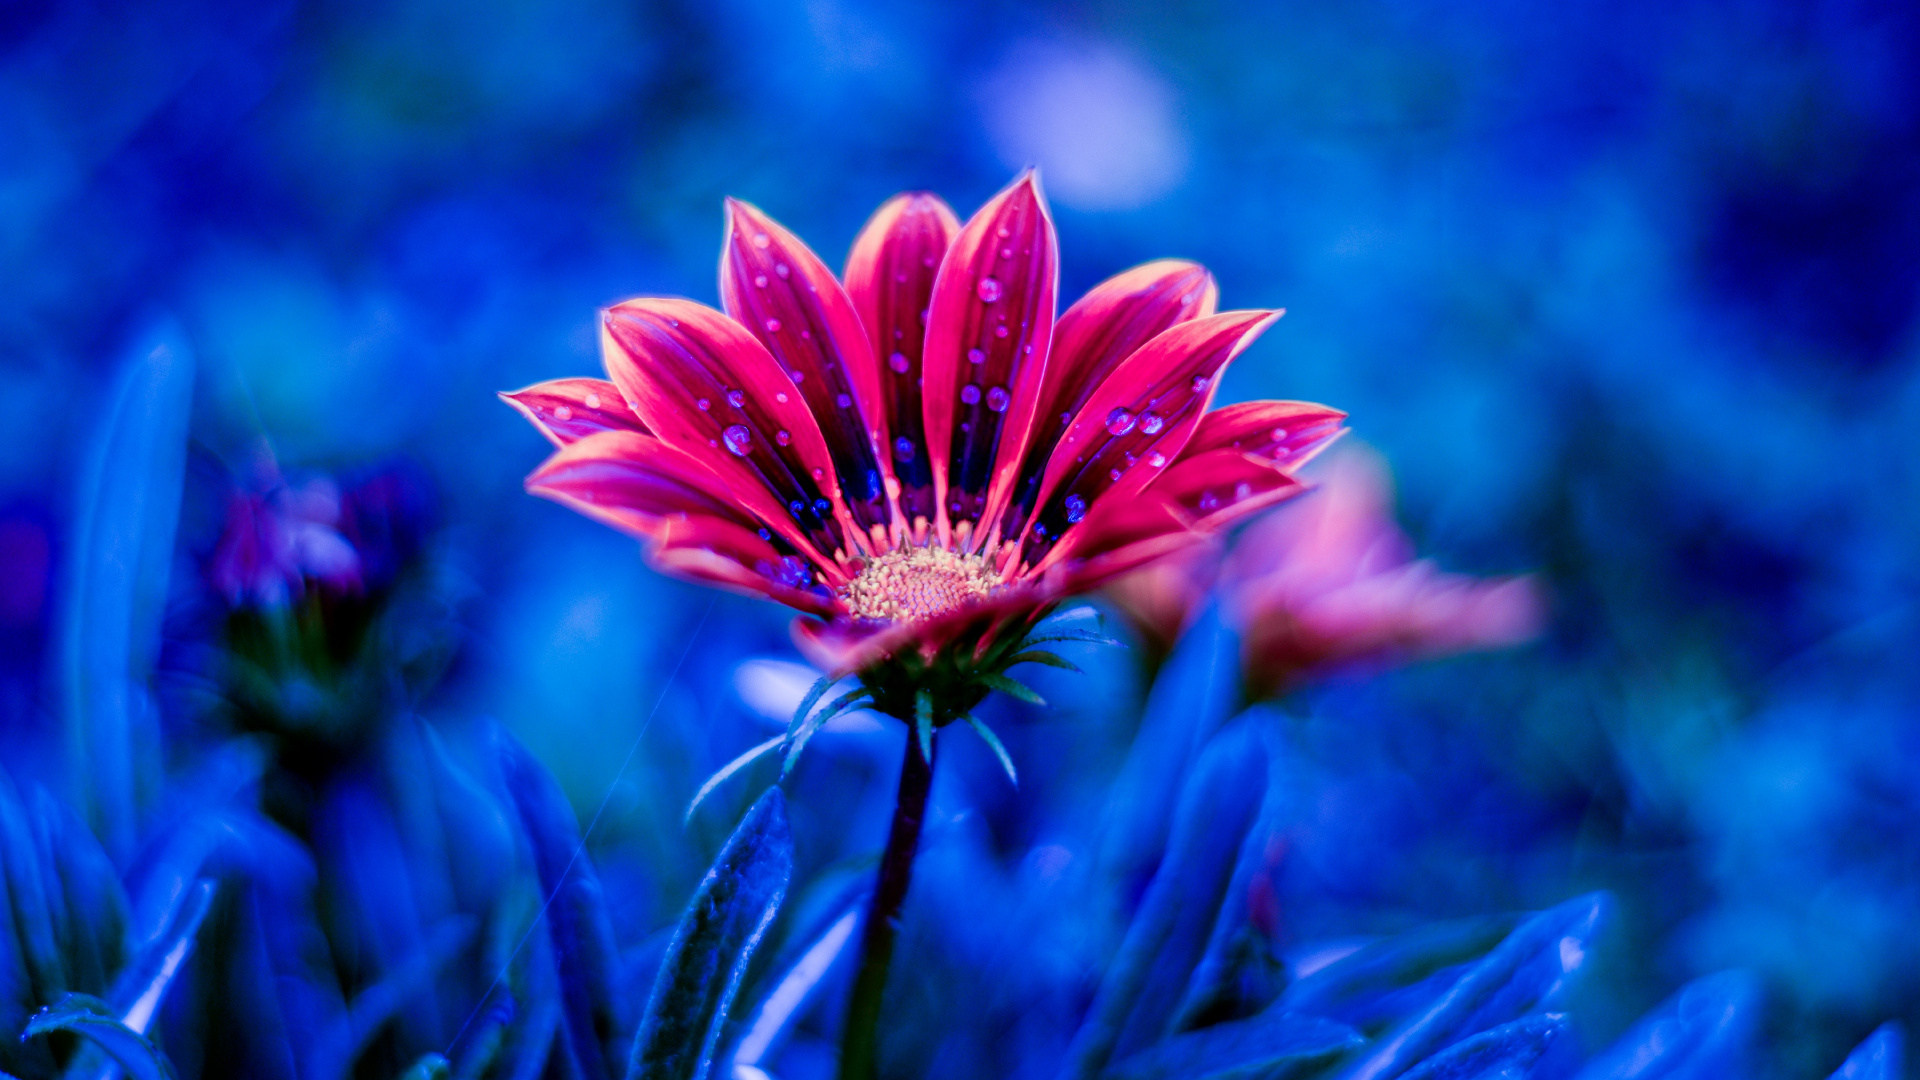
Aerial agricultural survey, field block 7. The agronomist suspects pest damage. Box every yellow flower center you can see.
[843,546,998,622]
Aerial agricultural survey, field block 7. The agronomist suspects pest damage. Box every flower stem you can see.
[838,728,937,1080]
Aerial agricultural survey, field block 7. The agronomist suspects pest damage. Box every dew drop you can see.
[999,246,1012,259]
[765,317,782,333]
[723,424,752,455]
[976,277,1004,303]
[1180,291,1196,306]
[776,392,789,403]
[752,232,770,248]
[919,307,929,324]
[554,405,573,421]
[811,466,824,479]
[1198,491,1219,512]
[727,388,746,408]
[960,385,981,405]
[1139,413,1165,435]
[994,324,1010,338]
[1109,467,1123,481]
[1270,426,1289,443]
[625,398,639,410]
[584,392,601,408]
[1234,482,1252,501]
[1148,451,1167,467]
[1191,374,1211,393]
[1033,523,1048,539]
[894,436,915,462]
[696,397,711,411]
[776,263,790,278]
[790,369,805,383]
[1105,407,1137,435]
[1064,494,1087,524]
[996,224,1011,238]
[813,498,831,515]
[967,347,985,365]
[798,329,810,340]
[837,393,852,408]
[754,274,768,288]
[985,386,1010,412]
[1060,411,1073,426]
[889,352,910,374]
[776,429,791,446]
[758,527,772,540]
[789,499,805,516]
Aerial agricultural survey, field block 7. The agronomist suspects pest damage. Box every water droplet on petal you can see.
[764,318,782,332]
[811,466,824,479]
[960,385,981,405]
[723,425,752,455]
[996,224,1011,238]
[790,369,804,383]
[894,436,916,462]
[1270,426,1289,443]
[727,389,746,408]
[1180,291,1196,305]
[584,393,601,408]
[1148,451,1167,467]
[999,246,1012,259]
[813,498,831,515]
[697,398,711,411]
[994,324,1009,338]
[986,386,1010,412]
[1191,374,1211,393]
[789,499,805,516]
[776,392,789,403]
[967,347,985,364]
[837,393,852,408]
[976,277,1004,303]
[1234,482,1252,500]
[1108,467,1123,481]
[889,352,910,373]
[1105,407,1136,435]
[1139,412,1165,435]
[754,274,768,288]
[758,528,772,540]
[554,405,573,421]
[1199,491,1219,511]
[1060,411,1072,426]
[752,232,770,248]
[776,429,791,446]
[776,263,790,278]
[1064,494,1087,523]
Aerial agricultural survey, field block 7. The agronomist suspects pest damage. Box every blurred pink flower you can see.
[209,477,361,609]
[1222,446,1542,697]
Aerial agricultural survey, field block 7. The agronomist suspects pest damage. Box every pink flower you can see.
[504,173,1345,681]
[209,477,361,609]
[1222,447,1542,697]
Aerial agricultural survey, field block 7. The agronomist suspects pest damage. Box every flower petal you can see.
[1178,400,1348,471]
[1019,310,1281,566]
[844,193,961,534]
[600,298,860,580]
[500,377,649,446]
[524,430,754,538]
[650,523,842,617]
[791,587,1055,676]
[1029,490,1194,582]
[921,172,1058,548]
[1150,449,1312,531]
[1000,260,1217,536]
[719,199,897,540]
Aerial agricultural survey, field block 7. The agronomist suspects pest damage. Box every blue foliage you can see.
[3,0,1917,1077]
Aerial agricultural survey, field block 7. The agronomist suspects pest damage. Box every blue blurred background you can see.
[2,0,1918,1076]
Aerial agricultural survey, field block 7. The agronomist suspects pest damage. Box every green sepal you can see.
[979,672,1046,706]
[1018,628,1120,649]
[914,691,935,764]
[964,716,1018,788]
[788,674,838,738]
[397,1053,452,1080]
[1005,649,1081,673]
[684,734,786,824]
[782,687,871,778]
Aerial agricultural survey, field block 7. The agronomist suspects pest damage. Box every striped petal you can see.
[719,199,897,542]
[501,377,649,447]
[1019,311,1282,566]
[600,298,858,580]
[1001,261,1217,535]
[1029,490,1195,582]
[1150,449,1312,531]
[921,172,1058,548]
[844,193,961,534]
[1178,400,1348,471]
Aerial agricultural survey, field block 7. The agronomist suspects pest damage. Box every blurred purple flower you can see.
[1222,446,1542,697]
[209,477,361,609]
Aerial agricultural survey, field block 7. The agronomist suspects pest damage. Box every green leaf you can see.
[915,691,935,764]
[1005,649,1082,673]
[58,322,194,859]
[964,716,1018,788]
[24,994,178,1080]
[629,787,793,1080]
[788,674,838,737]
[1103,1010,1362,1080]
[110,878,216,1034]
[684,734,787,824]
[398,1053,453,1080]
[782,687,870,778]
[730,899,865,1070]
[979,672,1046,706]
